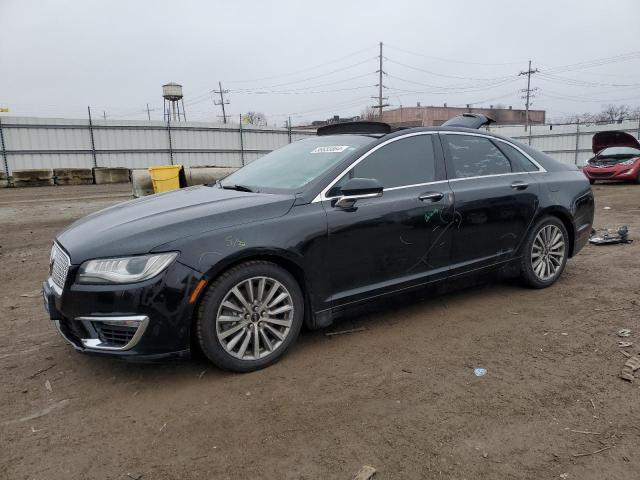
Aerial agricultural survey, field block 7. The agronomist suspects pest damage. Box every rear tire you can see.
[520,216,569,289]
[196,261,304,372]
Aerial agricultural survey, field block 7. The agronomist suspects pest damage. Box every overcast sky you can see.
[1,0,640,125]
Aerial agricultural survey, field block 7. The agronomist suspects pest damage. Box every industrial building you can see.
[380,103,546,127]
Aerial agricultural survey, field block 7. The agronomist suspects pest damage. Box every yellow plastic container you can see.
[148,165,182,193]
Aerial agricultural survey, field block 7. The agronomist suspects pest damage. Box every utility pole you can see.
[371,41,389,120]
[519,60,539,132]
[213,81,230,124]
[102,111,106,120]
[146,103,151,121]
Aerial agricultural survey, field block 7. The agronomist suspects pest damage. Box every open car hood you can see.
[592,130,640,154]
[441,113,495,129]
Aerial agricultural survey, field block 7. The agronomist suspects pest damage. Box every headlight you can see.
[620,157,638,165]
[77,252,178,284]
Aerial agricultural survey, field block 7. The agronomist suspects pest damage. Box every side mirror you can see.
[334,177,383,209]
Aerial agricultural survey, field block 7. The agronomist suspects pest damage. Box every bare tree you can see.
[242,111,267,126]
[596,104,630,123]
[360,106,377,121]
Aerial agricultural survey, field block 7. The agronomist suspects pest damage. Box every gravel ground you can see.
[1,182,639,480]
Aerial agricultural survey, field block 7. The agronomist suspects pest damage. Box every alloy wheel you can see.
[531,224,565,281]
[216,276,294,360]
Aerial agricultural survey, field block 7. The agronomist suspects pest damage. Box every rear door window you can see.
[495,141,540,172]
[443,134,512,178]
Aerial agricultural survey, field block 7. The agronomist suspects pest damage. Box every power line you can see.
[385,43,525,66]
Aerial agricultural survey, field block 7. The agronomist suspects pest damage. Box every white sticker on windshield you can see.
[310,145,350,154]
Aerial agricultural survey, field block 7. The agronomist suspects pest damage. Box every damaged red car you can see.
[583,130,640,184]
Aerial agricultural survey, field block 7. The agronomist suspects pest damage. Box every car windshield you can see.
[220,135,374,192]
[597,146,640,157]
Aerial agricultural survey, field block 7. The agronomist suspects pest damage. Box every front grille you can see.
[590,172,614,178]
[50,243,70,290]
[94,323,137,347]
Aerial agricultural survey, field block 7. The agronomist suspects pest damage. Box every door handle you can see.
[510,181,529,190]
[418,191,444,202]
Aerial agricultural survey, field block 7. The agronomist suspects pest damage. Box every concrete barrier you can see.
[131,166,239,197]
[184,167,237,186]
[12,169,55,187]
[94,167,130,184]
[130,169,154,197]
[54,168,94,186]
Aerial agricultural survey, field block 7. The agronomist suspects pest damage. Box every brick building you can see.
[380,103,545,127]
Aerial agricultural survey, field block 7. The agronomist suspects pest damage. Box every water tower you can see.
[162,82,187,122]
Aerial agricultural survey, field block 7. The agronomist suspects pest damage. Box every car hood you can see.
[57,185,296,264]
[592,130,640,153]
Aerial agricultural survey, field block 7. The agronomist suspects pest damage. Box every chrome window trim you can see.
[314,131,440,202]
[312,130,546,203]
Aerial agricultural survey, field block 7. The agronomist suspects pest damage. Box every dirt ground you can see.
[1,182,639,480]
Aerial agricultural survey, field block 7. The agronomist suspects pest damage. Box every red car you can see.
[583,130,640,184]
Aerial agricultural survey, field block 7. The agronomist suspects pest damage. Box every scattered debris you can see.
[30,426,44,433]
[473,368,487,377]
[20,289,42,298]
[352,465,376,480]
[589,225,632,245]
[198,370,207,379]
[620,350,631,358]
[560,474,568,479]
[603,206,612,210]
[617,329,632,338]
[618,341,633,348]
[127,473,143,480]
[325,327,366,337]
[590,398,596,410]
[572,445,612,457]
[0,399,70,426]
[401,368,413,374]
[620,355,640,382]
[159,422,167,432]
[44,380,52,393]
[561,332,569,336]
[570,429,601,435]
[27,364,55,379]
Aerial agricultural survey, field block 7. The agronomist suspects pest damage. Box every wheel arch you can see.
[537,207,576,257]
[189,249,312,350]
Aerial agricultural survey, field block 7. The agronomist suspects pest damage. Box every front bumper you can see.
[583,164,640,181]
[42,259,203,359]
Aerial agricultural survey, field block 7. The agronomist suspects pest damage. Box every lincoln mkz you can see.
[43,114,594,372]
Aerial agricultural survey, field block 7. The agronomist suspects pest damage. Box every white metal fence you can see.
[487,118,640,166]
[0,116,315,175]
[2,115,640,176]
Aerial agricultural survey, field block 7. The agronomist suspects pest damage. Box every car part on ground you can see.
[589,226,632,245]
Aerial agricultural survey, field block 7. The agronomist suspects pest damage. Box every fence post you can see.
[239,114,245,166]
[0,117,9,181]
[287,116,292,143]
[637,116,640,140]
[166,114,174,165]
[87,106,98,168]
[574,120,580,165]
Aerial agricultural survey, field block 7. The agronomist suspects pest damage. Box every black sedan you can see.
[43,114,594,372]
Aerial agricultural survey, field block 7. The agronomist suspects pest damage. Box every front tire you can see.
[589,179,595,185]
[520,216,569,289]
[196,261,304,372]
